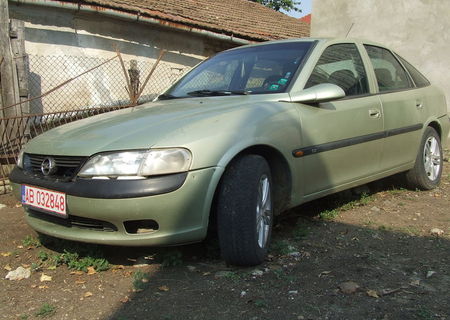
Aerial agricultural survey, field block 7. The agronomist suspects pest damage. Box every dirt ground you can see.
[1,151,449,320]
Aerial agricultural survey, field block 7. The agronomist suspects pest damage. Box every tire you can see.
[405,127,443,190]
[216,155,273,266]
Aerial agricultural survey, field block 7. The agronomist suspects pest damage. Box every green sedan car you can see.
[10,38,450,266]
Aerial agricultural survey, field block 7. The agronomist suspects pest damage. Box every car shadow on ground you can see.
[100,174,450,320]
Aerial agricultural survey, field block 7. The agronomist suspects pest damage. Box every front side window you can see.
[305,43,369,96]
[364,45,413,92]
[163,42,313,99]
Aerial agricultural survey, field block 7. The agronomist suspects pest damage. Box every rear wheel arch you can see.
[426,121,442,139]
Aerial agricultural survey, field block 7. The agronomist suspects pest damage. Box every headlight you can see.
[17,149,25,169]
[78,148,192,178]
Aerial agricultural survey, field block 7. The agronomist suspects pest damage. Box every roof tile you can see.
[77,0,310,40]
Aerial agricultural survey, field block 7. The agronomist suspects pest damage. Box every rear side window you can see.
[364,45,413,92]
[305,43,369,96]
[397,55,430,88]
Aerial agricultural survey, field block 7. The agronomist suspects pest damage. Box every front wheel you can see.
[405,127,443,190]
[216,155,273,266]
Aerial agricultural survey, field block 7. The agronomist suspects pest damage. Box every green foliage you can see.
[19,315,29,320]
[319,209,340,220]
[270,239,294,255]
[223,271,241,281]
[293,222,309,240]
[319,192,374,220]
[273,269,295,282]
[38,250,49,262]
[36,248,109,272]
[160,250,183,267]
[132,270,150,291]
[22,235,41,248]
[35,303,56,317]
[254,299,268,308]
[416,307,434,320]
[251,0,301,12]
[386,187,407,195]
[31,263,41,272]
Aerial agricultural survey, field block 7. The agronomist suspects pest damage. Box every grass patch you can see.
[224,271,242,281]
[386,187,408,195]
[293,225,309,241]
[319,209,340,220]
[160,250,183,267]
[132,270,150,291]
[22,235,41,248]
[35,303,56,317]
[254,299,268,308]
[270,239,295,255]
[37,247,109,272]
[317,192,375,221]
[416,307,434,320]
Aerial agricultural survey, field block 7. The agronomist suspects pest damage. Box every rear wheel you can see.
[405,127,443,190]
[217,155,273,266]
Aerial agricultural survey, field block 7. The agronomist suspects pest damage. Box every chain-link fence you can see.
[0,53,189,193]
[27,54,184,113]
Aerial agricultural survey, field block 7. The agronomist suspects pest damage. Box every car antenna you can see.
[345,23,354,38]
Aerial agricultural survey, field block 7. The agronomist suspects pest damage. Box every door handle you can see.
[369,109,381,118]
[416,102,423,109]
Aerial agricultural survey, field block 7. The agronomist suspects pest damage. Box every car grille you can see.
[29,209,118,232]
[24,153,87,180]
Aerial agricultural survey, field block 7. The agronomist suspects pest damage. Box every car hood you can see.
[24,94,289,157]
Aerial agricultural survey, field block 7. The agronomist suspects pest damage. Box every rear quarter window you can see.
[397,55,430,88]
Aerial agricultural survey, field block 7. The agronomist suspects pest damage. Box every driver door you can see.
[297,43,384,196]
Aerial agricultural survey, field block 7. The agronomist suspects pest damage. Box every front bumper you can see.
[11,167,223,246]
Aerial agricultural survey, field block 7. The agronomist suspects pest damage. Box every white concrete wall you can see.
[9,3,235,112]
[311,0,450,147]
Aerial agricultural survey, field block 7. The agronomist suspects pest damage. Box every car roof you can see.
[224,37,388,52]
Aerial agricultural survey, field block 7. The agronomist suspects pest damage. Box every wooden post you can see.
[0,0,19,118]
[128,59,140,105]
[10,19,29,115]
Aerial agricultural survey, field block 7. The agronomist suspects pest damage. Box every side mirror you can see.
[289,83,345,104]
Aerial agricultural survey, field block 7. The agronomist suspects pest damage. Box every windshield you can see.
[161,41,314,99]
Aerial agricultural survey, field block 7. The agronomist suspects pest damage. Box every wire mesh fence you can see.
[0,53,189,193]
[27,54,184,113]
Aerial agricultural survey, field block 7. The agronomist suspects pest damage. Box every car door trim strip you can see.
[292,123,423,157]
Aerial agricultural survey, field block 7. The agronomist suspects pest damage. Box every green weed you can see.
[254,299,268,308]
[160,250,183,267]
[270,239,293,255]
[132,270,150,291]
[22,235,41,248]
[293,225,309,241]
[35,303,56,317]
[37,249,109,272]
[273,269,295,282]
[386,187,407,195]
[416,307,434,320]
[19,315,29,320]
[224,271,241,281]
[38,250,49,262]
[319,209,340,220]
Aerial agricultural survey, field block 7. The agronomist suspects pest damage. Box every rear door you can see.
[364,45,424,171]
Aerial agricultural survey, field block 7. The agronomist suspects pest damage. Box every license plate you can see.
[21,185,67,218]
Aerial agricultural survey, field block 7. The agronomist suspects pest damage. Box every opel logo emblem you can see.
[41,157,56,176]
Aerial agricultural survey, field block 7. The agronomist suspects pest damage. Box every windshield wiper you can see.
[187,89,251,97]
[157,93,178,100]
